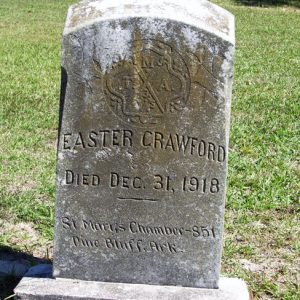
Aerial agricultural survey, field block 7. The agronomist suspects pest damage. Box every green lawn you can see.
[0,0,299,299]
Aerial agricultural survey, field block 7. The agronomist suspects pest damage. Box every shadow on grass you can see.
[0,245,51,299]
[234,0,300,8]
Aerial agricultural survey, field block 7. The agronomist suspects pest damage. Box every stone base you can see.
[14,277,249,300]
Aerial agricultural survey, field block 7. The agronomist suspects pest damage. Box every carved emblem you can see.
[104,39,191,126]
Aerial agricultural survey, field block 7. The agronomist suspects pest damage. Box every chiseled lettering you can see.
[129,221,184,236]
[217,145,226,162]
[160,79,171,91]
[61,129,133,151]
[198,140,206,156]
[65,170,100,186]
[83,220,126,233]
[63,133,72,150]
[72,236,100,248]
[110,172,143,189]
[140,131,226,163]
[61,216,77,230]
[110,172,119,187]
[99,130,109,147]
[190,137,198,155]
[87,131,97,147]
[208,142,215,161]
[142,131,152,147]
[154,132,163,148]
[74,132,85,149]
[112,130,120,146]
[149,241,177,253]
[165,134,175,151]
[105,238,135,252]
[176,134,190,153]
[123,129,133,147]
[142,56,155,68]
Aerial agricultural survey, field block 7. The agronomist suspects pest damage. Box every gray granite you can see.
[15,277,249,300]
[53,0,235,289]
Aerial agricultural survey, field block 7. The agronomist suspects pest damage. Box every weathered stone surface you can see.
[54,0,235,288]
[15,277,249,300]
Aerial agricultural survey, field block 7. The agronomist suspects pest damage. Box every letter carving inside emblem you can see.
[104,40,191,126]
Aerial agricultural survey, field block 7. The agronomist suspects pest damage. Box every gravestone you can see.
[15,0,249,299]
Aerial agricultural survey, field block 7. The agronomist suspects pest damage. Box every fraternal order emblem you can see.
[104,39,191,126]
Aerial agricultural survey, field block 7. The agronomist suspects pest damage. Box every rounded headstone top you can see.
[64,0,234,44]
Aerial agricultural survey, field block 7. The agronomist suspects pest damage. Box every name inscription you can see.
[62,130,226,163]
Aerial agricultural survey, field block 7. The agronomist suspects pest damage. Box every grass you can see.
[233,0,300,8]
[0,0,299,299]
